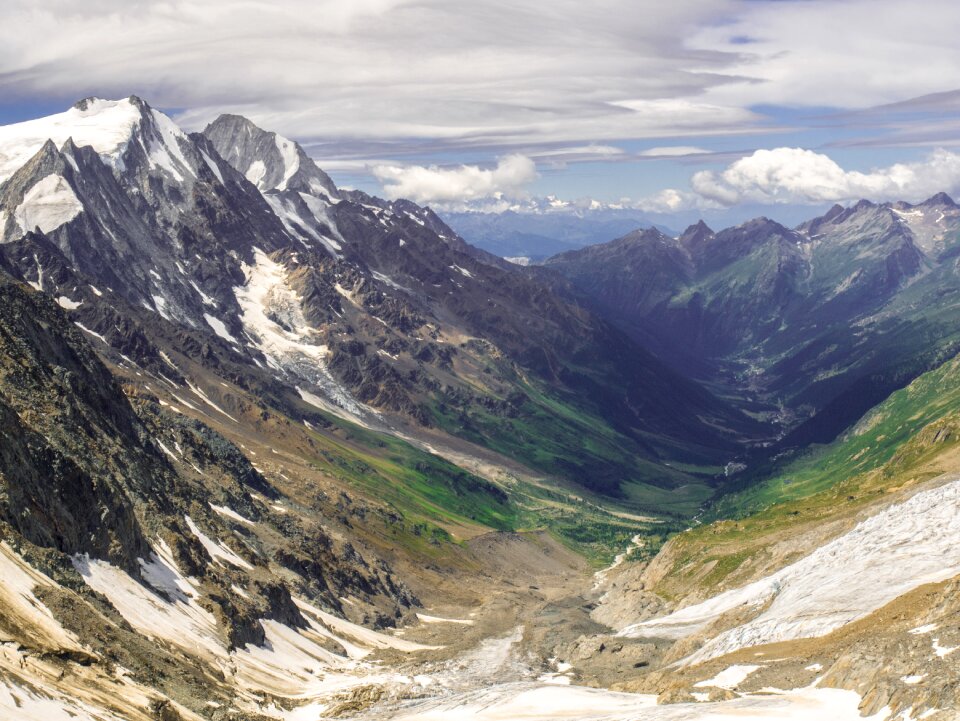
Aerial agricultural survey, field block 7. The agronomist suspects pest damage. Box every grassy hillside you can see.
[649,352,960,600]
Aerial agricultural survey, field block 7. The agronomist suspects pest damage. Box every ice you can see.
[621,476,960,665]
[14,174,83,234]
[235,248,327,362]
[0,98,142,183]
[235,248,370,419]
[204,312,238,343]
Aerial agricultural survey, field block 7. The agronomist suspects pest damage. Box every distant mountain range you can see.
[441,205,675,261]
[541,193,960,454]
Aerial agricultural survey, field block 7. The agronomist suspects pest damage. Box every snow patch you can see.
[204,312,239,344]
[14,174,83,234]
[417,613,475,626]
[200,150,224,183]
[184,515,253,570]
[246,160,267,188]
[275,135,300,190]
[56,295,82,310]
[621,476,960,665]
[72,543,227,663]
[932,638,958,658]
[0,98,142,183]
[74,322,108,344]
[693,664,760,690]
[0,542,82,651]
[450,264,474,278]
[210,503,254,526]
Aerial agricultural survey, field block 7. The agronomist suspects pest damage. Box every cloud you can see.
[0,0,756,153]
[692,0,960,110]
[632,188,706,213]
[639,146,711,157]
[372,154,538,205]
[689,147,960,206]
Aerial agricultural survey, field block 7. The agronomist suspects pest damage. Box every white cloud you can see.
[690,147,960,206]
[693,0,960,109]
[639,146,711,157]
[0,0,754,152]
[372,154,538,205]
[633,188,706,213]
[528,145,625,162]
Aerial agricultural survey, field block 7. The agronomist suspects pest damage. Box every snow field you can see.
[620,476,960,665]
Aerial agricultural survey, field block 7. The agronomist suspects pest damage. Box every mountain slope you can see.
[544,197,960,456]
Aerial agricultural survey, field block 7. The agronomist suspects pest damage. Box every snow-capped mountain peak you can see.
[203,113,339,199]
[0,95,202,188]
[0,97,144,183]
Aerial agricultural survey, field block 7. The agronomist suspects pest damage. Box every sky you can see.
[3,0,960,224]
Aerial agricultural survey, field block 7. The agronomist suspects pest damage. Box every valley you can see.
[0,95,959,721]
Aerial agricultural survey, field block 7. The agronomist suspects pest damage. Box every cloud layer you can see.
[0,0,747,149]
[5,1,960,210]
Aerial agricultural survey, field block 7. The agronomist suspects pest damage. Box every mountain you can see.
[2,95,960,720]
[543,196,960,453]
[0,97,762,513]
[441,206,675,261]
[583,348,960,718]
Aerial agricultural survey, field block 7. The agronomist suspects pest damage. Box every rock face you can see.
[204,113,340,198]
[0,264,431,718]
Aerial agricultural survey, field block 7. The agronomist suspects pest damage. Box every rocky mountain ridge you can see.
[543,193,960,455]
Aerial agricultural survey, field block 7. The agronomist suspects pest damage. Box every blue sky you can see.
[2,0,960,223]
